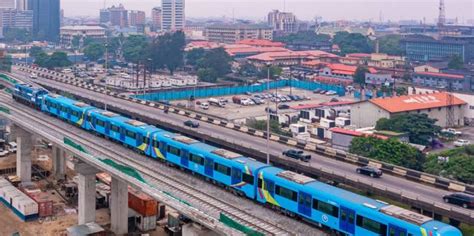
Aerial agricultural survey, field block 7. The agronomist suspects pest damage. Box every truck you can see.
[282,149,311,162]
[208,98,225,107]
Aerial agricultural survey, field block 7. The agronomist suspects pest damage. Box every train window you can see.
[189,154,204,165]
[142,136,148,144]
[214,163,231,176]
[275,185,297,201]
[356,215,387,235]
[110,125,119,132]
[231,169,241,180]
[72,110,79,117]
[257,178,262,188]
[389,229,407,236]
[313,199,339,217]
[125,130,136,139]
[242,174,254,184]
[96,119,105,127]
[299,193,311,207]
[265,180,275,192]
[167,145,181,156]
[152,140,159,148]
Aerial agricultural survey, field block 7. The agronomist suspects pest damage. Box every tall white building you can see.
[0,0,15,9]
[161,0,184,31]
[267,10,297,34]
[15,0,27,10]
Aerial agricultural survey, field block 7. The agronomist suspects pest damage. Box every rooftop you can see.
[61,25,105,31]
[247,50,338,62]
[226,46,289,56]
[369,92,467,113]
[414,71,465,80]
[237,39,285,47]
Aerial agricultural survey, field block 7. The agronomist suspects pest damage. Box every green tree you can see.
[196,47,231,77]
[354,65,368,86]
[197,68,218,82]
[35,51,72,69]
[350,136,425,170]
[3,28,31,43]
[84,43,105,61]
[238,62,259,77]
[424,145,474,184]
[123,35,148,63]
[375,114,441,146]
[71,35,82,49]
[246,119,291,136]
[0,55,13,72]
[402,72,411,82]
[162,31,186,74]
[29,46,44,58]
[186,48,206,67]
[378,35,403,55]
[275,31,331,45]
[259,66,282,80]
[448,55,464,69]
[333,32,372,55]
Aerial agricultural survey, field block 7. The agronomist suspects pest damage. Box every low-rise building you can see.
[205,24,273,44]
[247,50,338,68]
[60,25,106,46]
[365,72,394,86]
[350,92,467,128]
[412,71,466,91]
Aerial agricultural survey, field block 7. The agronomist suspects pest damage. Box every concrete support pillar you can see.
[110,177,128,235]
[73,161,100,225]
[52,146,66,179]
[14,125,32,184]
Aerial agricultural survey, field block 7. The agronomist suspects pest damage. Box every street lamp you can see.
[266,63,271,165]
[104,35,109,111]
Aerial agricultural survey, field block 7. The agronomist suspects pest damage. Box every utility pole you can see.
[266,64,271,165]
[104,35,109,111]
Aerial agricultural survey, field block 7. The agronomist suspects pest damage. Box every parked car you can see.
[442,128,462,136]
[0,148,8,157]
[184,120,199,128]
[200,103,209,110]
[278,104,290,110]
[8,142,16,153]
[282,149,311,162]
[443,193,474,208]
[454,139,470,147]
[313,89,322,94]
[326,91,337,96]
[356,166,382,178]
[251,98,264,105]
[319,90,327,94]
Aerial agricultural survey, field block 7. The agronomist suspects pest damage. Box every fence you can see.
[135,80,346,101]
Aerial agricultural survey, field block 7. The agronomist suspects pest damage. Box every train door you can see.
[136,133,142,147]
[180,149,189,168]
[159,141,167,159]
[66,108,71,120]
[104,121,110,136]
[119,127,126,142]
[298,191,312,217]
[339,206,356,235]
[231,167,242,185]
[388,225,407,236]
[204,157,214,177]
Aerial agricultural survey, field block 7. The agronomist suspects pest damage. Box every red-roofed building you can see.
[320,63,377,80]
[413,71,467,91]
[350,92,467,128]
[185,41,223,51]
[331,127,388,150]
[237,39,285,47]
[246,50,337,67]
[225,46,289,58]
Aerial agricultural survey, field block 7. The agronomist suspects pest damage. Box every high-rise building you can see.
[151,7,162,31]
[0,8,33,30]
[15,0,27,10]
[161,0,184,31]
[128,10,145,27]
[30,0,60,42]
[0,0,15,9]
[267,10,297,34]
[109,4,128,28]
[99,8,110,24]
[401,36,474,63]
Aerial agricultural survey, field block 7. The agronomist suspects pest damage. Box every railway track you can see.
[0,92,299,236]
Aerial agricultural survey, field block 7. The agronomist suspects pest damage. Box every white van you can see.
[8,142,17,153]
[200,102,209,110]
[62,68,72,74]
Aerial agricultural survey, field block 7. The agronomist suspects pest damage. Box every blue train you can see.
[12,83,463,236]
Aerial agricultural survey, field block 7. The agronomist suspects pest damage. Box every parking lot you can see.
[172,87,356,121]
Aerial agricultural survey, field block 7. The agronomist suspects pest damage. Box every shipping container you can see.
[136,214,157,232]
[28,192,53,217]
[128,187,157,217]
[12,195,38,220]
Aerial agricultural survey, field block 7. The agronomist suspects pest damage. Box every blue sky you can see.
[62,0,474,23]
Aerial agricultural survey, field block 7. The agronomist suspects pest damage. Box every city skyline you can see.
[61,0,474,23]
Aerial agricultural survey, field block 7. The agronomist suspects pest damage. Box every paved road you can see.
[11,68,474,218]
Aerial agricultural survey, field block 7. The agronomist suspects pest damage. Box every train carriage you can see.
[257,167,462,236]
[42,94,95,129]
